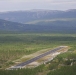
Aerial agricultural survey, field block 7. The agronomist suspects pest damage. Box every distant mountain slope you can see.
[0,19,26,31]
[26,18,76,24]
[0,9,76,23]
[0,19,76,33]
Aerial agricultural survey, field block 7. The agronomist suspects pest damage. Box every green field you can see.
[0,33,76,75]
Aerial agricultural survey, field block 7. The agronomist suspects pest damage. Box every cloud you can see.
[0,0,76,12]
[0,0,76,3]
[45,0,76,4]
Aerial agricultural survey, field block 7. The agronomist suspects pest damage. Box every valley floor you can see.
[0,33,76,75]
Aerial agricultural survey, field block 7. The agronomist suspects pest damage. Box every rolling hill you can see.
[0,18,76,33]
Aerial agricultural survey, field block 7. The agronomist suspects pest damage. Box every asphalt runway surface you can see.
[8,46,66,70]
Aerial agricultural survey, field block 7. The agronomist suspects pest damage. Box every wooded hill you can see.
[0,18,76,33]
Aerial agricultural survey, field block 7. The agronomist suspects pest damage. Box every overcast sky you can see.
[0,0,76,12]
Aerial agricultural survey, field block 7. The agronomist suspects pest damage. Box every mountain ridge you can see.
[0,9,76,23]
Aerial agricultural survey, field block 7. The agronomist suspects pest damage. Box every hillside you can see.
[0,9,76,33]
[0,9,76,23]
[0,19,76,33]
[0,19,28,31]
[0,18,76,33]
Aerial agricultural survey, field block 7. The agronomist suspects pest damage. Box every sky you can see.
[0,0,76,12]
